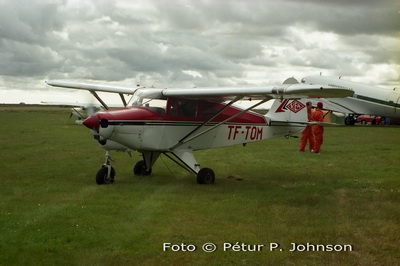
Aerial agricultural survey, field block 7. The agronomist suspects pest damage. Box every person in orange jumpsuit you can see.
[311,102,324,154]
[299,102,314,152]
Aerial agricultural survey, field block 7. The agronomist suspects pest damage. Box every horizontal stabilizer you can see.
[308,121,341,126]
[270,121,341,127]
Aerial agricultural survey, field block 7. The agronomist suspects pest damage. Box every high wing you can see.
[41,101,102,107]
[46,80,138,94]
[46,80,354,106]
[161,84,353,100]
[40,101,124,109]
[46,80,140,109]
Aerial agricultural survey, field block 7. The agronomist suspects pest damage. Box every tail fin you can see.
[266,99,308,124]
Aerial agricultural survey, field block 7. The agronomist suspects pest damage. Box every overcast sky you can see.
[0,0,399,103]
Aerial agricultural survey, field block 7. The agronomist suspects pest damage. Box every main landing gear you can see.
[130,150,216,184]
[133,160,152,176]
[196,168,215,184]
[164,151,215,185]
[345,115,356,126]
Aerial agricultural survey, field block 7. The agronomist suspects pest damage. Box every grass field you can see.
[1,106,399,265]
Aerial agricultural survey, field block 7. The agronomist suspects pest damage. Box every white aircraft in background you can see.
[46,79,352,185]
[298,75,400,125]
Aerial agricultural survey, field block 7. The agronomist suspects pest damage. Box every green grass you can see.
[0,107,399,265]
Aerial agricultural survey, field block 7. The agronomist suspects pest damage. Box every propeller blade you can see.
[87,105,95,117]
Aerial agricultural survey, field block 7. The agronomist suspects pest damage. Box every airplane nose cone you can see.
[83,115,99,129]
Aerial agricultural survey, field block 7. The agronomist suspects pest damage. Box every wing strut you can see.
[71,106,84,119]
[170,98,269,150]
[90,91,109,110]
[119,93,128,107]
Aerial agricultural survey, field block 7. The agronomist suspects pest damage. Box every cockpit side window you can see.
[168,98,198,118]
[199,102,219,119]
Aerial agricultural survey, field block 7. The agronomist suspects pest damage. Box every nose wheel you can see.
[96,151,115,185]
[96,166,115,184]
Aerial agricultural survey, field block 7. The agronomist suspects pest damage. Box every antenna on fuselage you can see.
[151,74,161,88]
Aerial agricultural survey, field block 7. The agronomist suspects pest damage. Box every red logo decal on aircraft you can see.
[275,99,305,113]
[275,99,290,113]
[286,100,306,113]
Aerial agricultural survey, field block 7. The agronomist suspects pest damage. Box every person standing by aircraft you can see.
[299,102,314,152]
[312,102,324,154]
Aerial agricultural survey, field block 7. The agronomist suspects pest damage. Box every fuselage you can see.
[302,76,400,117]
[83,98,305,152]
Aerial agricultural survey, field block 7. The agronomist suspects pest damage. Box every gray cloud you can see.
[0,0,399,99]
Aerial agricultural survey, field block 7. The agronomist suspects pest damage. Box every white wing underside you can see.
[46,80,354,102]
[46,80,138,94]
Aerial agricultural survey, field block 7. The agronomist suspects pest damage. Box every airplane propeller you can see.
[86,93,97,117]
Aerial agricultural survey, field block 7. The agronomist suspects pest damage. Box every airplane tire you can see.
[197,168,215,184]
[133,160,152,176]
[96,166,115,185]
[345,116,356,126]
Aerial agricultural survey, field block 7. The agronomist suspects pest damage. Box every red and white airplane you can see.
[46,80,353,185]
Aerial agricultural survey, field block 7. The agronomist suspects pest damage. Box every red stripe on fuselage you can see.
[94,105,266,125]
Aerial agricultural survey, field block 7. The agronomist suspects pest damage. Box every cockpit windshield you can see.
[131,96,167,115]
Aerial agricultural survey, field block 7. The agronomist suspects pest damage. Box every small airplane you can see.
[298,75,400,125]
[46,79,353,185]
